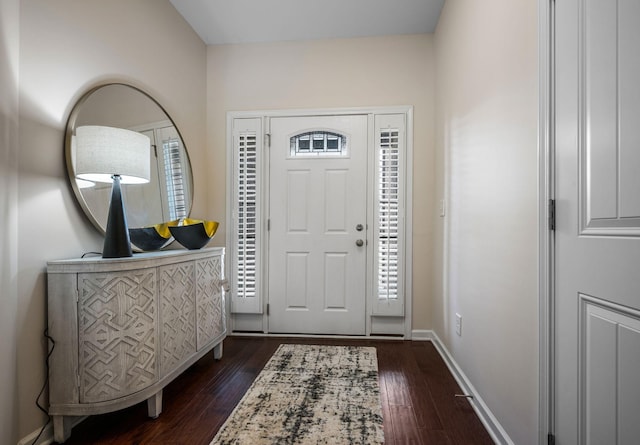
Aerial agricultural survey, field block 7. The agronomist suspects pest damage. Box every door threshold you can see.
[230,331,406,341]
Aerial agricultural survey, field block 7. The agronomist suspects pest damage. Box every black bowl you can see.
[129,220,178,251]
[169,219,219,250]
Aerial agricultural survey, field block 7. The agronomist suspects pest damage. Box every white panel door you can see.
[268,115,367,335]
[555,0,640,443]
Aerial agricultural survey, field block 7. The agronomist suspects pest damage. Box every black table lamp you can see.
[75,125,151,258]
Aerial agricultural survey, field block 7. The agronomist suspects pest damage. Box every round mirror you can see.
[65,83,193,249]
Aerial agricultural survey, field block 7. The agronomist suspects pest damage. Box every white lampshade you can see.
[75,178,96,189]
[75,125,151,184]
[69,135,94,188]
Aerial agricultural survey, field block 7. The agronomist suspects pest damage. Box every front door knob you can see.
[355,239,364,247]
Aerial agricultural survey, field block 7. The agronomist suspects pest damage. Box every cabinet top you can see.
[47,247,224,273]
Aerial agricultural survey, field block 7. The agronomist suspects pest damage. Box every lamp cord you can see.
[30,328,55,445]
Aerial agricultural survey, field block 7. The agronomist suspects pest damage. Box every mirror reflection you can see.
[66,83,193,242]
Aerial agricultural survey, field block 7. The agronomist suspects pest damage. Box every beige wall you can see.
[16,0,206,440]
[0,0,20,442]
[207,35,437,329]
[434,0,539,443]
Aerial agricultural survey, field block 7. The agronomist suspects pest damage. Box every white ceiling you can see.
[169,0,445,45]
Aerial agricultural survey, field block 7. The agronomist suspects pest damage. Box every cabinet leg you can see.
[213,341,223,359]
[147,390,163,418]
[53,415,72,443]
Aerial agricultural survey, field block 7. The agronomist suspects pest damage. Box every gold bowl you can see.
[169,218,219,250]
[129,220,179,251]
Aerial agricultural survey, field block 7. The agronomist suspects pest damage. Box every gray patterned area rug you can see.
[210,344,385,445]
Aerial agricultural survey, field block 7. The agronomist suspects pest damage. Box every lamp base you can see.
[103,175,132,258]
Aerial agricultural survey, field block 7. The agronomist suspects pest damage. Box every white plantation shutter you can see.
[237,134,257,296]
[373,114,405,316]
[231,118,262,313]
[162,137,187,220]
[378,130,399,298]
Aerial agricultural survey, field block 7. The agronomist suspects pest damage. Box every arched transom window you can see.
[289,131,347,157]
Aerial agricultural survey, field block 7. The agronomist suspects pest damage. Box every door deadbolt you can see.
[355,239,364,247]
[356,224,364,231]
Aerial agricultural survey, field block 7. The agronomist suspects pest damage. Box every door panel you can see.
[577,0,640,235]
[555,0,640,442]
[286,170,310,231]
[581,299,640,444]
[268,115,367,335]
[325,253,347,309]
[325,170,348,232]
[285,252,309,308]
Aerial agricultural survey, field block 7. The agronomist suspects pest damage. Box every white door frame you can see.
[539,0,554,443]
[226,106,414,338]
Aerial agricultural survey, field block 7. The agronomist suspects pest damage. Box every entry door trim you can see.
[226,106,414,338]
[540,0,554,443]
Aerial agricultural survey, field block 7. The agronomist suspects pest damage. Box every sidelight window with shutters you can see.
[228,110,411,332]
[373,114,405,316]
[230,118,263,314]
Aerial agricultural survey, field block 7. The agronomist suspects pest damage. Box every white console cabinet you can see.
[47,248,226,443]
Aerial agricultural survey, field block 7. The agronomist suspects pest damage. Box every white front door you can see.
[268,115,368,335]
[555,0,640,442]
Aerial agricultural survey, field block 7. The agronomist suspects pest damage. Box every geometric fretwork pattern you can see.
[78,270,158,403]
[196,257,224,350]
[159,262,196,377]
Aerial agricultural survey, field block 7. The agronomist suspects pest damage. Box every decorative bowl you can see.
[129,220,179,251]
[169,218,219,250]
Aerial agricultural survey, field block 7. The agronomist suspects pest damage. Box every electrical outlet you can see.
[455,313,462,336]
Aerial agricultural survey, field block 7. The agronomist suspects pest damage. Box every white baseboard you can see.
[18,417,86,445]
[410,329,432,340]
[17,423,53,445]
[412,329,513,445]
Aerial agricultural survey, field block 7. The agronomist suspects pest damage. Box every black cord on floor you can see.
[31,328,55,445]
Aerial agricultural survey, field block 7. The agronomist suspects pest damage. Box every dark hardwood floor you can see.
[56,336,493,444]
